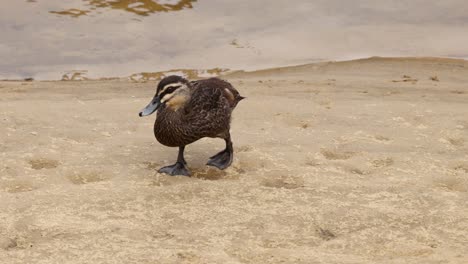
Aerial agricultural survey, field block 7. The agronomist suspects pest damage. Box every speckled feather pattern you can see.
[154,78,243,147]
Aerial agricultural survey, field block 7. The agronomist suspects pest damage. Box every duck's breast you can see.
[154,108,198,147]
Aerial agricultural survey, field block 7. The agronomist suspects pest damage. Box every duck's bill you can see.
[139,96,161,117]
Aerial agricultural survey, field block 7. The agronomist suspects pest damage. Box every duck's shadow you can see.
[191,167,228,180]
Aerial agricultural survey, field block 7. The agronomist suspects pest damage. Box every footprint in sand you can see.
[237,145,254,153]
[274,113,312,129]
[321,149,355,160]
[446,137,465,147]
[1,180,36,193]
[341,158,393,175]
[176,252,201,262]
[142,161,161,170]
[433,175,467,192]
[371,157,394,168]
[453,163,468,173]
[373,135,391,142]
[304,156,321,167]
[318,100,332,109]
[0,237,17,250]
[191,167,231,180]
[450,90,466,94]
[67,171,109,185]
[261,175,304,190]
[28,158,59,170]
[316,227,336,241]
[236,150,274,172]
[347,166,367,175]
[456,121,468,131]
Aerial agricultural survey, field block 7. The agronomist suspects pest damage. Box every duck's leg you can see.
[207,134,233,170]
[158,146,191,176]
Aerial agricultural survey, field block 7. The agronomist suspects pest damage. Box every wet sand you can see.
[1,57,468,263]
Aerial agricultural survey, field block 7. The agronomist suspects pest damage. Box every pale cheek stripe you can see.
[161,94,173,103]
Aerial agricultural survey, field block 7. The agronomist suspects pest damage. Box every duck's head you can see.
[139,75,190,117]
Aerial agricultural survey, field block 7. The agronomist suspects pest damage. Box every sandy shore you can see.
[1,57,467,263]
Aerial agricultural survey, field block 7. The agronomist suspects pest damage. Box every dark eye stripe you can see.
[159,85,180,98]
[166,86,179,94]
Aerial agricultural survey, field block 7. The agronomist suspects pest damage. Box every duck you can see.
[139,75,244,176]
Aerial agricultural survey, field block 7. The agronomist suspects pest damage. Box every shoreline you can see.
[2,56,468,82]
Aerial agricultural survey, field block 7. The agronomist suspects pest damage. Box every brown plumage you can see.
[139,75,244,176]
[154,77,242,147]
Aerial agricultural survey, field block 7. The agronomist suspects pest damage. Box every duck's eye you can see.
[165,86,179,94]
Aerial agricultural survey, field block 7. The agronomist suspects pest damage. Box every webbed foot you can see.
[207,149,233,170]
[158,162,191,176]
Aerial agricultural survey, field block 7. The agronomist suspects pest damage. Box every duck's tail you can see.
[231,94,245,108]
[237,95,246,102]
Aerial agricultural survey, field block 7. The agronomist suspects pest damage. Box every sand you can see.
[0,57,467,263]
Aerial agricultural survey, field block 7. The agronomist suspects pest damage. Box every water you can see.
[1,0,468,80]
